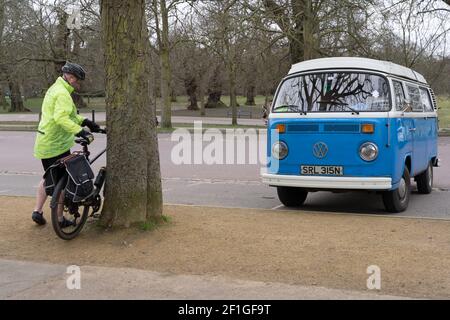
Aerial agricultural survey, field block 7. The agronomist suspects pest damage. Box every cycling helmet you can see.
[61,62,86,80]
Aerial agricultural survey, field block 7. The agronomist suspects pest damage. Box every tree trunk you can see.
[170,87,177,102]
[290,0,306,63]
[245,85,255,106]
[0,87,7,109]
[200,93,206,116]
[205,91,224,108]
[288,36,304,64]
[244,54,257,106]
[55,12,89,110]
[54,9,70,78]
[159,0,172,128]
[198,82,206,116]
[302,0,318,60]
[8,79,28,112]
[71,32,83,58]
[205,65,226,108]
[100,0,163,228]
[184,76,199,110]
[264,0,306,64]
[228,58,238,125]
[0,0,6,107]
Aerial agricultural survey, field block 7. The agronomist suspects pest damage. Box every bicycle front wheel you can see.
[50,175,90,240]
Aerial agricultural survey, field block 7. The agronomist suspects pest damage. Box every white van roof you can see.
[288,57,427,84]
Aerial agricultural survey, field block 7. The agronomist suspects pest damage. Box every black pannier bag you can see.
[64,154,95,202]
[43,162,61,196]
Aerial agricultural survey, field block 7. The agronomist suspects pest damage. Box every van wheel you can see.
[416,162,433,194]
[382,167,410,213]
[277,187,308,207]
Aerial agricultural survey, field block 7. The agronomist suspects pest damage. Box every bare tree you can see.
[0,0,7,109]
[149,0,183,128]
[189,0,252,125]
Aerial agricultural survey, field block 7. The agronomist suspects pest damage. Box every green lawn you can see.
[0,97,44,113]
[437,96,450,129]
[0,95,269,114]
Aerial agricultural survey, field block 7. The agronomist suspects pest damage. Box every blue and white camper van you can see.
[261,57,439,213]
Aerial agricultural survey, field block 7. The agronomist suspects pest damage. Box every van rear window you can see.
[273,72,391,113]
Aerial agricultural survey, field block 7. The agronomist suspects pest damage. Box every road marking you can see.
[187,182,205,187]
[271,204,284,210]
[162,177,263,186]
[0,171,41,176]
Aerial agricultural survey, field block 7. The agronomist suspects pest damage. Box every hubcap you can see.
[398,178,407,200]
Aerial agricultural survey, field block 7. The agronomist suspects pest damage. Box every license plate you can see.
[301,165,344,176]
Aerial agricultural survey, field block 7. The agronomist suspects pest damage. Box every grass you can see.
[0,97,44,113]
[437,96,450,129]
[140,221,157,232]
[140,214,172,231]
[0,95,269,114]
[0,122,266,134]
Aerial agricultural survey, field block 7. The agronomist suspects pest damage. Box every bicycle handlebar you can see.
[75,128,107,145]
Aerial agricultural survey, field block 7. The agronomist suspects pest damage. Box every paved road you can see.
[0,131,449,219]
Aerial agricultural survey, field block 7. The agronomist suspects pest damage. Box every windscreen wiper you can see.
[273,104,307,115]
[318,101,360,115]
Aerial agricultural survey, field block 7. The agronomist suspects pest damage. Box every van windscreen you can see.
[273,72,391,113]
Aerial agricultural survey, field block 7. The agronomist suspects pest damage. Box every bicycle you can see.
[49,128,107,240]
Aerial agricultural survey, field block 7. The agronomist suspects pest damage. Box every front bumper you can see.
[261,172,392,190]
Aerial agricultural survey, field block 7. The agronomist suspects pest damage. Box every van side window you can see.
[406,85,423,112]
[393,80,405,111]
[419,87,434,112]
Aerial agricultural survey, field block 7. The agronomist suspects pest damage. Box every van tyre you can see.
[277,187,308,207]
[416,161,433,194]
[382,167,410,213]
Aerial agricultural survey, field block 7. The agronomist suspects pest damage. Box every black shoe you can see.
[32,211,46,225]
[59,217,74,229]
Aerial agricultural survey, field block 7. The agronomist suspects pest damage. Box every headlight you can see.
[359,142,378,161]
[272,141,288,160]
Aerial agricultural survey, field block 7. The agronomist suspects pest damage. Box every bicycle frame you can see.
[73,132,107,206]
[79,144,106,165]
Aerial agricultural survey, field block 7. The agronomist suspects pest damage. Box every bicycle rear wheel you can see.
[50,175,90,240]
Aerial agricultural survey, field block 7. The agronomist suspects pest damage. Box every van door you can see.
[419,87,438,164]
[392,80,413,165]
[405,84,427,175]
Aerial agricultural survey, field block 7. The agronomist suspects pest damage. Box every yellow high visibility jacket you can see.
[34,77,85,159]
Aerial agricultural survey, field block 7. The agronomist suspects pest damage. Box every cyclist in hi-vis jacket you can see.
[32,62,100,227]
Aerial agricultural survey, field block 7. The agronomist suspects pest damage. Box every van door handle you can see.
[409,128,416,132]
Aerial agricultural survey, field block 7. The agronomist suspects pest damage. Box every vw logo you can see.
[313,142,328,158]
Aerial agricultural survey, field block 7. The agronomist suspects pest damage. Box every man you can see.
[32,62,100,227]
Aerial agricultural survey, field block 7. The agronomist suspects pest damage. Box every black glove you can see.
[82,118,100,133]
[76,129,94,144]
